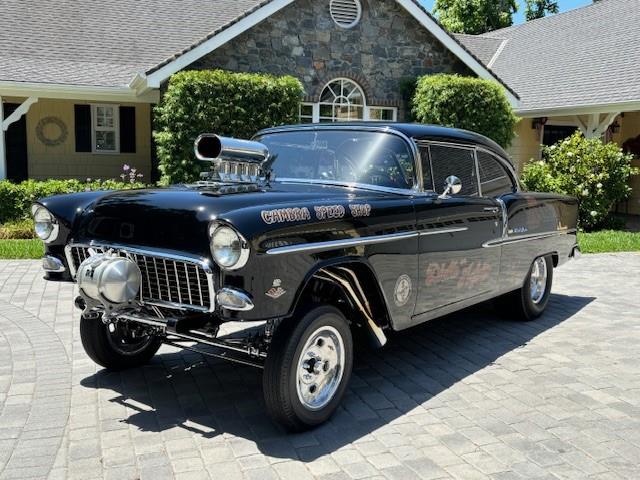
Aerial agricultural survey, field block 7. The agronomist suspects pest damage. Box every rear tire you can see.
[80,315,162,371]
[496,255,554,321]
[263,306,353,431]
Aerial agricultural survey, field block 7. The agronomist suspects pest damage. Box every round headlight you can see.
[31,205,59,243]
[209,224,249,270]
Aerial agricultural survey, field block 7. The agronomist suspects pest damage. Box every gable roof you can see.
[0,0,264,89]
[456,0,640,115]
[0,0,518,105]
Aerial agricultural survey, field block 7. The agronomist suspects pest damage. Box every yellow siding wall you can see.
[617,112,640,215]
[24,99,151,180]
[507,118,541,175]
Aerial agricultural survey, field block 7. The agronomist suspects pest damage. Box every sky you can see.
[419,0,592,25]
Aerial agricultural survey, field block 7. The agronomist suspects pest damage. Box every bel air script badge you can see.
[266,279,287,299]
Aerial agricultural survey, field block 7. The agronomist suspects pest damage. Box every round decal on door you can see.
[394,274,412,307]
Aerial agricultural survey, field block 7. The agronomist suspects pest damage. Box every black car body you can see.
[34,123,579,430]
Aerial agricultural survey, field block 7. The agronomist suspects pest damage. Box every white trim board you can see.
[141,0,520,108]
[0,81,159,104]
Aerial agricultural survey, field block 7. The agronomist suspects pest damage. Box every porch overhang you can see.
[0,81,160,104]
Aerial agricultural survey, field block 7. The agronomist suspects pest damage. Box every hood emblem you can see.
[266,279,286,299]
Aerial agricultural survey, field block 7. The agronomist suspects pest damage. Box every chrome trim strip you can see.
[65,242,216,312]
[265,231,418,255]
[483,229,577,248]
[418,226,468,236]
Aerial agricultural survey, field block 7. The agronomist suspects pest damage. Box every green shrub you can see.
[412,74,517,148]
[521,132,639,230]
[0,219,35,239]
[0,178,145,224]
[154,70,304,184]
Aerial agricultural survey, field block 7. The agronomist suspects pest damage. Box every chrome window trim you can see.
[254,125,424,195]
[65,242,216,312]
[265,231,419,255]
[275,178,419,196]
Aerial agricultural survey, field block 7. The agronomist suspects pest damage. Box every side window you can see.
[429,145,478,196]
[477,151,516,197]
[418,146,434,191]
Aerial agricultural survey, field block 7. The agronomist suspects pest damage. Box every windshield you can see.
[256,130,416,190]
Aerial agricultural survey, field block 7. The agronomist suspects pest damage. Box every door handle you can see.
[484,207,500,213]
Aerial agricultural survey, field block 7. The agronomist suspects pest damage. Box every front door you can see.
[413,143,503,317]
[4,103,28,182]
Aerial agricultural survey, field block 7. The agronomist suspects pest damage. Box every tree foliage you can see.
[521,132,640,230]
[525,0,559,21]
[412,74,517,148]
[154,70,304,184]
[433,0,517,34]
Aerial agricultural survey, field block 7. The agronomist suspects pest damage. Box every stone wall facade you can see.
[190,0,472,120]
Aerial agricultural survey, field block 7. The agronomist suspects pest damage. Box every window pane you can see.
[369,108,395,121]
[429,145,478,196]
[96,106,115,128]
[542,125,578,146]
[95,131,116,151]
[257,130,416,190]
[418,147,434,191]
[477,151,514,197]
[300,104,313,116]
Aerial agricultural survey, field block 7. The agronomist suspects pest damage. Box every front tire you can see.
[80,315,162,371]
[497,254,554,321]
[263,306,353,431]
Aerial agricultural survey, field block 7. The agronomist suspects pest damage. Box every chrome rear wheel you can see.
[530,256,548,304]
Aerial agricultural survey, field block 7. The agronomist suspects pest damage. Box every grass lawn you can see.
[0,239,45,259]
[579,230,640,254]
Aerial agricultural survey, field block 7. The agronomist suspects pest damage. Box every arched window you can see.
[300,78,397,124]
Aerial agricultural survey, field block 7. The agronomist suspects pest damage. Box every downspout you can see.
[0,96,5,180]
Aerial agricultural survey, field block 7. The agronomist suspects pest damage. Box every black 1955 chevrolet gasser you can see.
[33,123,579,430]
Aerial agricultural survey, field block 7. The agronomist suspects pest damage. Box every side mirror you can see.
[439,175,462,198]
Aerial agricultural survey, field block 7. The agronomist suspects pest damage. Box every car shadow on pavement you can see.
[80,293,594,460]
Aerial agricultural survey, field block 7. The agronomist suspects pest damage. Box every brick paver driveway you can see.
[0,253,639,480]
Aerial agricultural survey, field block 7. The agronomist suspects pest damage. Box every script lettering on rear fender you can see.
[261,207,312,224]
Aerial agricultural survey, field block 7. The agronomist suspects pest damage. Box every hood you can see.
[65,182,396,256]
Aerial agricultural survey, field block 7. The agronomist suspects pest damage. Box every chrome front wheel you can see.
[263,306,353,431]
[296,326,345,411]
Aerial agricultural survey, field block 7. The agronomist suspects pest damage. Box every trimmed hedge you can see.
[154,70,304,184]
[521,132,639,230]
[412,74,517,148]
[0,179,145,224]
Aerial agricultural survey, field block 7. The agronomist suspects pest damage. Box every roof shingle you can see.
[456,0,640,112]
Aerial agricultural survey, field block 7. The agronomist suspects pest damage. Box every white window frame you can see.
[299,78,398,124]
[91,104,120,154]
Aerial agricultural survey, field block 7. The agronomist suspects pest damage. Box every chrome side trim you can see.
[418,226,468,236]
[265,231,418,255]
[65,242,216,312]
[483,229,577,248]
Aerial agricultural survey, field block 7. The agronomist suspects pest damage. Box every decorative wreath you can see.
[36,116,68,146]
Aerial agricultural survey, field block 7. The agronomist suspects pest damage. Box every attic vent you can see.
[330,0,362,29]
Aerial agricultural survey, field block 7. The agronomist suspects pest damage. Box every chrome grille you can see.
[68,245,214,312]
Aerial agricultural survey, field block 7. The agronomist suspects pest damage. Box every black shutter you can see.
[119,106,136,153]
[74,104,92,152]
